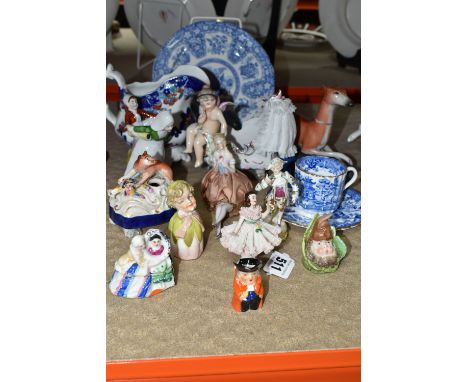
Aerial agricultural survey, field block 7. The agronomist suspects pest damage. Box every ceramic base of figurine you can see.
[109,270,175,299]
[172,238,204,261]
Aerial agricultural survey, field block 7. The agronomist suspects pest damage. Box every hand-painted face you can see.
[150,238,161,248]
[199,95,216,109]
[173,188,197,212]
[128,97,138,110]
[248,193,257,206]
[310,240,335,256]
[238,271,258,286]
[271,161,283,174]
[215,138,226,150]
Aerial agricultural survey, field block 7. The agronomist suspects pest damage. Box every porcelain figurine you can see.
[201,133,253,238]
[108,152,174,238]
[167,180,205,260]
[230,91,298,176]
[297,87,354,165]
[232,258,264,313]
[255,158,298,226]
[123,110,175,174]
[184,86,229,167]
[109,229,175,298]
[220,191,282,258]
[118,151,173,187]
[302,214,348,273]
[106,63,210,164]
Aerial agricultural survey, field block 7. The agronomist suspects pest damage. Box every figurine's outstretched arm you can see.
[255,175,272,191]
[261,205,271,220]
[234,216,245,234]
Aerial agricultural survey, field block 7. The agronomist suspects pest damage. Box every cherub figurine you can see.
[167,180,205,260]
[220,191,282,258]
[184,86,229,167]
[232,258,264,313]
[201,133,253,238]
[308,214,337,267]
[255,157,298,226]
[109,229,175,298]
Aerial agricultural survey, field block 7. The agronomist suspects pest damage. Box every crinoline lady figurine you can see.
[109,229,175,298]
[220,191,282,258]
[255,157,299,226]
[201,133,253,238]
[183,86,229,167]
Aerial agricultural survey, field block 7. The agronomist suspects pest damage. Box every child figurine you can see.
[201,133,253,238]
[184,86,228,167]
[255,157,299,226]
[308,214,337,267]
[232,258,264,313]
[167,180,205,260]
[220,191,282,258]
[109,229,175,298]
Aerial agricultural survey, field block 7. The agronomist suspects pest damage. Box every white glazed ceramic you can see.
[224,0,298,39]
[318,0,360,57]
[124,0,216,56]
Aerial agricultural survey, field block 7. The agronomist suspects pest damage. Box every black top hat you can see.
[234,258,262,273]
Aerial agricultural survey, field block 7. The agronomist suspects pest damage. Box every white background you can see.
[1,0,467,380]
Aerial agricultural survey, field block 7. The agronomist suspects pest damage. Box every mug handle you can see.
[344,167,358,190]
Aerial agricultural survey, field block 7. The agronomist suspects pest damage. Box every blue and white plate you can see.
[284,188,361,230]
[152,21,275,120]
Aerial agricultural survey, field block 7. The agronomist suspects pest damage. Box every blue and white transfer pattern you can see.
[295,156,348,213]
[283,188,361,230]
[152,21,275,120]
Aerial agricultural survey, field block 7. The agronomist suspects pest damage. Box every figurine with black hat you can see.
[232,258,264,313]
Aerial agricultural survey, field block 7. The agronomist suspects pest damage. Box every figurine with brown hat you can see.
[183,85,229,167]
[232,258,264,313]
[302,213,348,273]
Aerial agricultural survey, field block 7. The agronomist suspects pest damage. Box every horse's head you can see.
[324,87,353,107]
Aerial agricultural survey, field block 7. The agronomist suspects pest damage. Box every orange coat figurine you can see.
[231,258,264,312]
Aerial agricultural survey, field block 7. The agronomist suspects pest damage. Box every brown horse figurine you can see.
[298,87,353,153]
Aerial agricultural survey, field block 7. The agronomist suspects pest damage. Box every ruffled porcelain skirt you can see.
[220,220,282,258]
[201,169,252,214]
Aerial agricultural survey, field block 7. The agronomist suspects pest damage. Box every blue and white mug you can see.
[295,155,358,214]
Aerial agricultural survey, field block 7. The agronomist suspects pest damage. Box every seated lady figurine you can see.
[220,191,282,258]
[232,258,264,313]
[167,180,205,260]
[109,229,175,298]
[184,86,228,168]
[201,133,253,238]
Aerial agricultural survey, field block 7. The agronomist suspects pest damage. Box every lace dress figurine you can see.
[201,133,253,237]
[220,191,282,258]
[255,157,298,226]
[184,86,229,167]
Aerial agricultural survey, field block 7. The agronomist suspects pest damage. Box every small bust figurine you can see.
[232,258,264,313]
[308,214,337,267]
[167,180,205,260]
